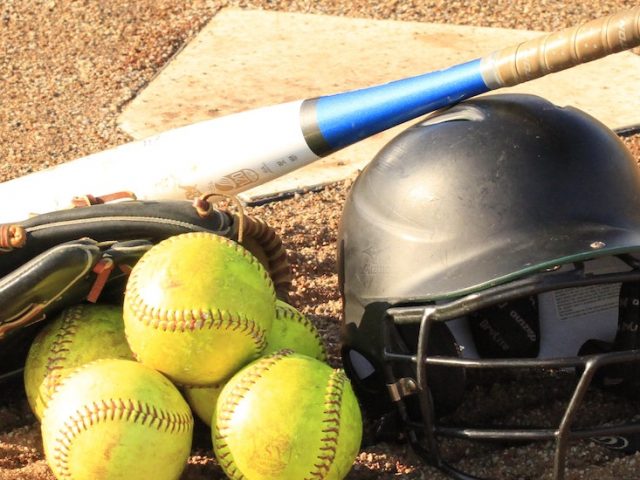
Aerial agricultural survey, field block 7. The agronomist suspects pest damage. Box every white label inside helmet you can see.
[553,284,620,321]
[537,284,619,358]
[537,255,626,358]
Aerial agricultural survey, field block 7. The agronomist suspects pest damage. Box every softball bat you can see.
[0,8,638,223]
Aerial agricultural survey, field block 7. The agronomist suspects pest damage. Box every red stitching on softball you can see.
[125,297,269,352]
[275,303,327,361]
[51,397,193,479]
[41,306,85,402]
[125,233,274,355]
[303,369,347,480]
[213,350,293,480]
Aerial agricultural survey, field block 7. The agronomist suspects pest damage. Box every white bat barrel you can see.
[0,101,317,223]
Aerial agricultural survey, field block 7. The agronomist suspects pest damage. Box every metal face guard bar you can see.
[382,259,640,480]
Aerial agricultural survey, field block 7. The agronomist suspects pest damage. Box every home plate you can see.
[118,8,640,203]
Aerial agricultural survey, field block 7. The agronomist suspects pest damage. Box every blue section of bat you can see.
[311,59,489,152]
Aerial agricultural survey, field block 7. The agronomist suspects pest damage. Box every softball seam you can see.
[42,306,84,400]
[125,232,275,352]
[214,349,293,480]
[275,303,327,361]
[305,369,346,480]
[213,351,346,480]
[51,397,193,479]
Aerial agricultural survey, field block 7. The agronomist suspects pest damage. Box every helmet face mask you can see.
[338,94,640,478]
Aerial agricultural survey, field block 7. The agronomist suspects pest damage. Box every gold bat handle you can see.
[481,7,640,88]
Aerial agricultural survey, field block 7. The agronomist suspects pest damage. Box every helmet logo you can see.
[592,436,629,450]
[356,245,391,288]
[477,320,510,352]
[509,309,538,342]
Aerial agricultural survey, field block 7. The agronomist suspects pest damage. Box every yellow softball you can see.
[41,358,193,480]
[23,303,134,420]
[213,351,363,480]
[264,300,327,361]
[123,232,276,386]
[183,382,225,427]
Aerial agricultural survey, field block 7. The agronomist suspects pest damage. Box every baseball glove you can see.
[0,192,292,380]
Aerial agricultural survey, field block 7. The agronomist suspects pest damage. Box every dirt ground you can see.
[1,1,640,479]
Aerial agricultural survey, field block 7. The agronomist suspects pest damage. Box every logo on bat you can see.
[215,169,260,192]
